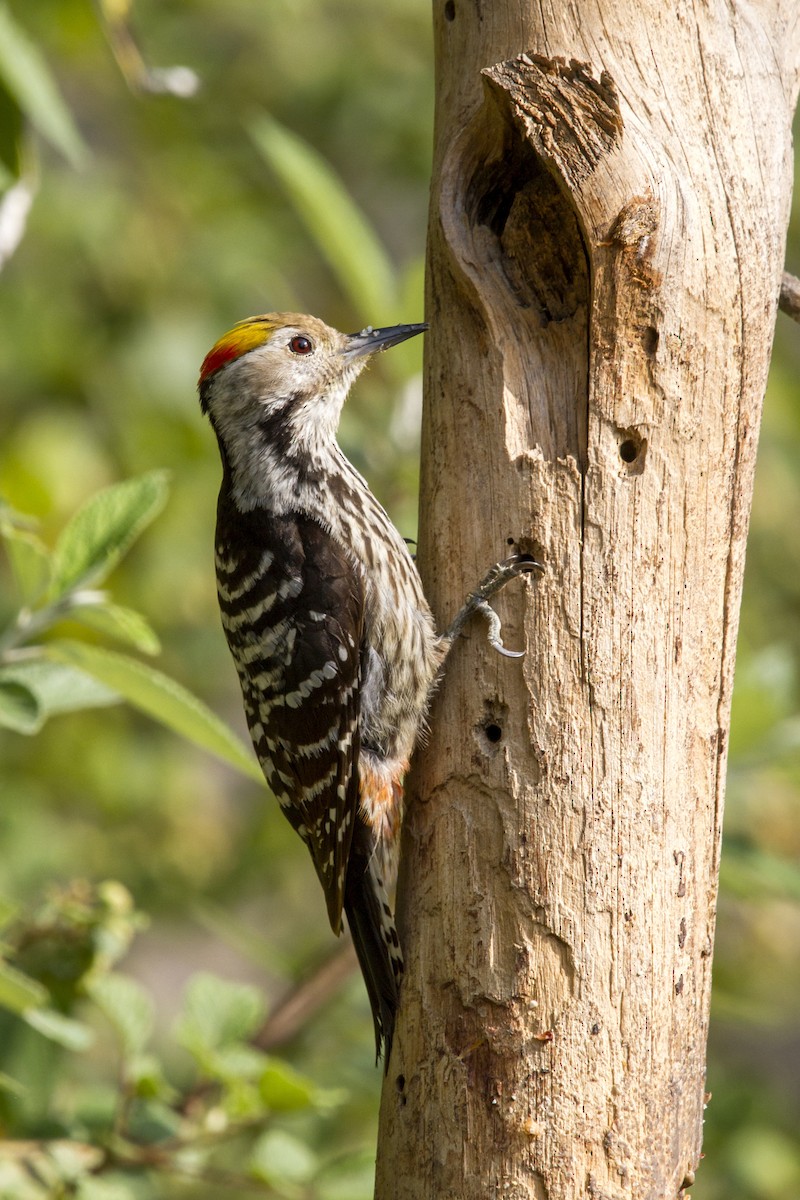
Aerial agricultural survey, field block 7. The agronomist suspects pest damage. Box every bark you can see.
[376,3,800,1199]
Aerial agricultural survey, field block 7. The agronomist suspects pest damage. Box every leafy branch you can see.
[0,885,344,1198]
[0,472,261,782]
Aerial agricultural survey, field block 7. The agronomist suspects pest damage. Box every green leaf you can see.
[259,1058,322,1112]
[68,601,161,655]
[0,5,87,167]
[0,960,47,1012]
[220,1075,266,1120]
[0,678,40,733]
[89,973,154,1057]
[125,1052,176,1101]
[249,112,397,320]
[45,640,263,782]
[0,520,50,604]
[212,1042,268,1081]
[0,658,119,725]
[124,1097,182,1144]
[176,972,265,1057]
[23,1006,94,1051]
[249,1128,317,1190]
[49,471,169,600]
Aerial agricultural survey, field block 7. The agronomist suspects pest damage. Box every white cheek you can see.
[235,350,293,395]
[267,356,313,394]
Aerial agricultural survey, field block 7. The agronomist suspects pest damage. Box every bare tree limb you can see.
[253,942,357,1051]
[780,270,800,322]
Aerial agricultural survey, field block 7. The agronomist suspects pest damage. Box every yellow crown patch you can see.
[199,317,275,385]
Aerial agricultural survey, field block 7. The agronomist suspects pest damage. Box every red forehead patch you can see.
[198,318,274,385]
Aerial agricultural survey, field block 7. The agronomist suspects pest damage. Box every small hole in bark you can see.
[516,536,545,567]
[476,701,508,756]
[507,536,515,546]
[444,0,455,18]
[396,1074,405,1092]
[644,325,659,354]
[617,428,647,475]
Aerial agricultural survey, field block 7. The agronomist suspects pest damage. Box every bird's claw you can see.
[475,599,526,658]
[444,553,543,660]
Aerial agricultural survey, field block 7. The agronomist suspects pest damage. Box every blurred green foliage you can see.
[0,1,797,1196]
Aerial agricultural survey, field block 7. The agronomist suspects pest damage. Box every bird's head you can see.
[198,313,425,491]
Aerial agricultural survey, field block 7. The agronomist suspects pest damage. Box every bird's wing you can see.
[215,497,364,932]
[267,515,365,930]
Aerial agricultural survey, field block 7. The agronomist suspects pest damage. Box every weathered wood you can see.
[375,3,799,1198]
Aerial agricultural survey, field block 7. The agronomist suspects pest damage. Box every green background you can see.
[0,1,798,1196]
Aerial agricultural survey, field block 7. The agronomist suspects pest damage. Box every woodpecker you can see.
[199,312,536,1063]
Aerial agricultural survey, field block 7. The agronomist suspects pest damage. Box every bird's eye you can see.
[289,335,314,355]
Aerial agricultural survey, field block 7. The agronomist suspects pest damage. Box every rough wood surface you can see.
[375,3,799,1199]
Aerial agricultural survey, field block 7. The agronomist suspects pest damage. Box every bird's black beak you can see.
[343,322,427,360]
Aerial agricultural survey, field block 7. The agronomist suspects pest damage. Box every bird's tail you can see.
[343,821,404,1068]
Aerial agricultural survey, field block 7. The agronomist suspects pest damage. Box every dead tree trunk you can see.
[375,3,800,1198]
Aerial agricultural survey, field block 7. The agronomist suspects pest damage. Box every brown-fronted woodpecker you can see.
[199,313,537,1063]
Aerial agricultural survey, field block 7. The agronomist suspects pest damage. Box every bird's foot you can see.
[444,554,542,659]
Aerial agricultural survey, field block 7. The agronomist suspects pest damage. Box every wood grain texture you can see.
[375,3,799,1198]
